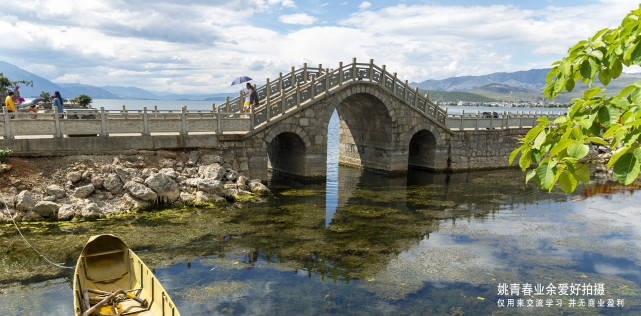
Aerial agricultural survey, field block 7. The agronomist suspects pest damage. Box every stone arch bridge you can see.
[1,59,556,181]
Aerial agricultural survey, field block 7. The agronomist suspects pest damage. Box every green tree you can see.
[77,94,92,107]
[0,72,33,99]
[39,91,52,105]
[511,4,641,193]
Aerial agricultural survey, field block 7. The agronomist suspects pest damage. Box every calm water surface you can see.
[0,103,639,315]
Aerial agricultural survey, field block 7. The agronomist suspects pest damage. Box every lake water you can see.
[0,100,640,315]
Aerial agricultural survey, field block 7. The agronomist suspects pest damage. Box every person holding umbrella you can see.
[246,83,259,112]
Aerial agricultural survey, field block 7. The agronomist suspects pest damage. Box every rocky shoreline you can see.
[0,149,270,222]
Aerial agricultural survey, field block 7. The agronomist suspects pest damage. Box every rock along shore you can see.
[0,149,270,222]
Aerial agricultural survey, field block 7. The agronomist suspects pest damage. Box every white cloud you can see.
[278,13,318,25]
[358,2,372,10]
[0,0,640,94]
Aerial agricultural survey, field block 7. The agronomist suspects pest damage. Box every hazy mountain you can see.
[413,69,550,92]
[0,61,73,97]
[57,83,120,99]
[101,86,159,99]
[418,89,496,102]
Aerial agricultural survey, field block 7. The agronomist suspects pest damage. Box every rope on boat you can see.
[1,191,75,269]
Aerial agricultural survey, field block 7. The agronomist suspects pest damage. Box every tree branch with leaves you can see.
[511,4,641,193]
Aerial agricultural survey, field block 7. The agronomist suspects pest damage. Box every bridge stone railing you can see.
[217,58,448,131]
[445,110,564,130]
[0,106,250,139]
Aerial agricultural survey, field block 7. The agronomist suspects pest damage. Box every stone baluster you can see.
[180,106,187,135]
[351,57,357,81]
[3,106,12,139]
[338,62,344,86]
[392,73,398,94]
[296,83,301,107]
[461,110,465,130]
[100,107,108,137]
[278,72,283,93]
[381,65,386,87]
[267,96,272,122]
[303,63,308,82]
[217,106,222,134]
[413,87,419,109]
[54,109,62,138]
[369,59,374,81]
[291,66,296,87]
[142,107,149,136]
[225,97,230,114]
[265,78,271,102]
[311,76,316,100]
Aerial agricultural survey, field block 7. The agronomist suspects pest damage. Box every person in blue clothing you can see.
[53,91,64,114]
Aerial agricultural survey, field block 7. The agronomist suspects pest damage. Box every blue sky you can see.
[0,0,638,94]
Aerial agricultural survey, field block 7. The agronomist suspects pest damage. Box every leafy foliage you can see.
[77,94,93,107]
[0,148,12,163]
[39,91,52,105]
[0,72,33,95]
[511,4,641,192]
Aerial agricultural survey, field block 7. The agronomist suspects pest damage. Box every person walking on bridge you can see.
[5,91,15,113]
[246,83,259,112]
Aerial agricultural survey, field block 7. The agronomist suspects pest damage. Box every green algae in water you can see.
[179,281,250,303]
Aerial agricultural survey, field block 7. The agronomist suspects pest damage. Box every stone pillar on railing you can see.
[403,80,408,99]
[153,105,158,119]
[414,87,419,108]
[461,110,465,130]
[180,106,187,135]
[303,63,308,82]
[54,110,62,138]
[381,65,386,86]
[217,106,222,134]
[143,107,150,136]
[392,73,398,94]
[250,103,255,131]
[351,57,357,81]
[3,106,12,139]
[296,83,301,107]
[475,111,480,130]
[122,105,128,119]
[325,69,330,94]
[267,97,272,122]
[99,107,108,137]
[369,59,374,81]
[279,72,283,91]
[318,64,323,77]
[265,78,271,101]
[225,97,230,113]
[434,101,439,119]
[291,66,296,87]
[211,103,216,113]
[338,62,344,86]
[311,76,316,100]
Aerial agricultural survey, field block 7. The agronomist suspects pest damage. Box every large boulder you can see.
[113,165,139,184]
[197,178,223,193]
[66,171,82,183]
[159,168,179,179]
[57,204,77,220]
[32,201,60,218]
[145,173,179,203]
[80,203,101,219]
[45,184,66,199]
[73,184,95,198]
[249,182,271,195]
[103,174,124,194]
[199,154,223,165]
[198,164,225,180]
[195,191,226,203]
[124,181,158,202]
[123,193,152,210]
[15,190,36,212]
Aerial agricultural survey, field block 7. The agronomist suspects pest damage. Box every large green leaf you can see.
[597,106,620,128]
[533,130,547,149]
[549,139,574,157]
[580,59,592,79]
[613,152,641,185]
[574,164,591,183]
[598,70,611,86]
[519,148,532,171]
[558,170,578,193]
[509,147,521,166]
[535,163,557,190]
[611,59,623,79]
[525,169,536,184]
[567,143,590,159]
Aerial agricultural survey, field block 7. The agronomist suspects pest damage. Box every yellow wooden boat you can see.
[73,235,181,316]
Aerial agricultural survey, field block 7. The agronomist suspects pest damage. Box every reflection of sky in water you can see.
[325,111,339,227]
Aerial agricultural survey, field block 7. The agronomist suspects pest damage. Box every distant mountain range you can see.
[3,60,641,103]
[0,61,235,101]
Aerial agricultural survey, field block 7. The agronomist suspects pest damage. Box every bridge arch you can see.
[320,87,399,172]
[265,124,312,179]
